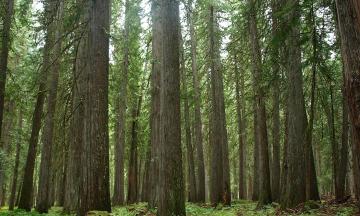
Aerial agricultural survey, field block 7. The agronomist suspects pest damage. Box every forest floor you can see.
[0,200,358,216]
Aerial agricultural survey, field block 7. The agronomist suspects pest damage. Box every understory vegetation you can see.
[0,201,358,216]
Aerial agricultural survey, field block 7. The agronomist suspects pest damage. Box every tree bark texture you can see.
[209,5,231,206]
[36,1,63,212]
[336,0,360,202]
[77,0,111,214]
[248,0,272,207]
[18,0,57,210]
[157,0,186,215]
[0,0,14,140]
[186,0,206,203]
[281,0,307,208]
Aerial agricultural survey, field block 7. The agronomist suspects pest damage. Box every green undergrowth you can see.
[0,200,357,216]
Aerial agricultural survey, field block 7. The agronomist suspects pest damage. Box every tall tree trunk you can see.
[147,0,161,209]
[209,5,231,206]
[0,101,15,206]
[234,54,247,200]
[113,0,131,207]
[181,38,197,203]
[9,110,23,210]
[305,8,320,201]
[127,96,142,204]
[248,0,272,207]
[281,0,307,208]
[63,63,82,212]
[335,0,360,202]
[36,2,63,212]
[18,0,56,209]
[141,144,151,202]
[77,0,111,214]
[186,0,206,203]
[322,85,340,199]
[280,109,289,203]
[351,127,360,200]
[157,0,185,215]
[336,85,349,200]
[271,0,281,202]
[0,0,14,140]
[252,99,259,201]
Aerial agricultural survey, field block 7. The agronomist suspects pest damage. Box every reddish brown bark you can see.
[209,5,231,206]
[0,0,14,140]
[336,0,360,202]
[36,1,63,212]
[248,0,272,207]
[8,109,22,210]
[77,0,111,214]
[281,0,307,208]
[147,0,161,209]
[18,0,57,210]
[186,0,206,202]
[157,0,185,215]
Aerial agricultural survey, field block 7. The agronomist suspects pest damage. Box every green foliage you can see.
[1,202,356,216]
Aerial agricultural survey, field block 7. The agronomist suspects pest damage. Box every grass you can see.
[0,200,358,216]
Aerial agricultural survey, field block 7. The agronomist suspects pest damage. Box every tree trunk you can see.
[147,0,161,209]
[0,0,14,140]
[77,0,111,214]
[248,0,272,207]
[63,67,82,212]
[234,54,247,200]
[181,38,197,203]
[305,8,320,201]
[209,5,231,206]
[280,109,289,203]
[336,85,349,200]
[322,84,340,198]
[127,96,142,204]
[186,0,206,203]
[113,0,131,207]
[0,101,15,206]
[18,0,56,209]
[271,0,281,202]
[36,1,63,212]
[280,0,307,208]
[252,99,259,201]
[9,110,23,210]
[335,0,360,202]
[157,0,185,215]
[141,144,151,202]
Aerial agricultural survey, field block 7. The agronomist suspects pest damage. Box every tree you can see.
[271,0,281,201]
[113,0,131,206]
[157,0,185,215]
[281,0,307,208]
[0,100,15,206]
[147,0,161,209]
[248,0,272,207]
[8,109,22,210]
[180,37,197,202]
[0,0,14,140]
[127,95,142,204]
[335,0,360,201]
[186,0,206,203]
[304,3,320,201]
[233,54,247,200]
[77,0,111,214]
[18,0,58,210]
[36,1,63,212]
[209,4,231,206]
